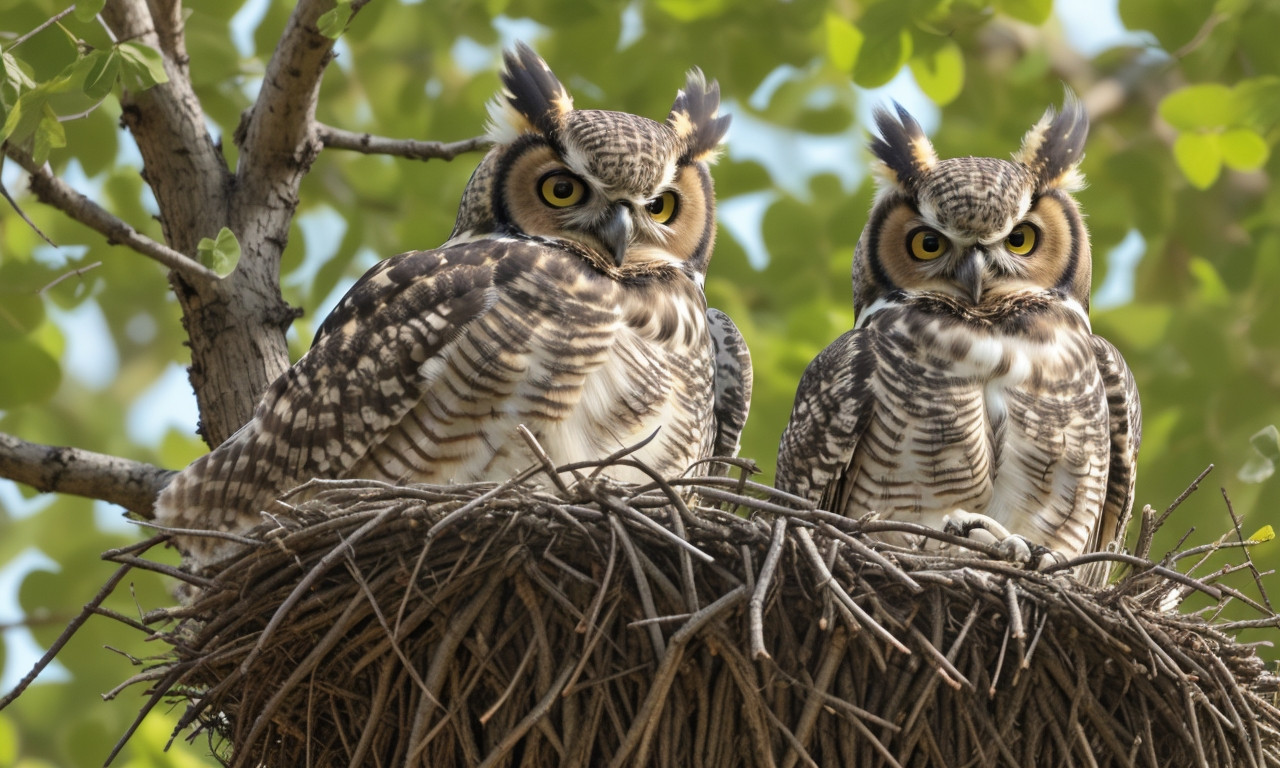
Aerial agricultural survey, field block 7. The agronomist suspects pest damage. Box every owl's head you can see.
[852,95,1092,316]
[452,44,731,282]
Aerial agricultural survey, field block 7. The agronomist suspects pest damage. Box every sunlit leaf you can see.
[1172,132,1221,188]
[1219,127,1269,171]
[1,50,37,92]
[655,0,728,21]
[824,13,862,73]
[997,0,1053,24]
[318,0,354,39]
[117,41,169,90]
[0,87,43,144]
[31,102,66,164]
[1188,257,1229,305]
[1160,84,1237,130]
[1250,525,1276,543]
[852,5,912,88]
[909,41,964,105]
[197,227,242,278]
[0,713,16,766]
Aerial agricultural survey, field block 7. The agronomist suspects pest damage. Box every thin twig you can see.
[315,124,489,161]
[7,6,75,50]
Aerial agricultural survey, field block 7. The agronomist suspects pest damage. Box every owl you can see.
[155,44,751,567]
[775,97,1141,583]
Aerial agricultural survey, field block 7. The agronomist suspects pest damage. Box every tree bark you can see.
[100,0,359,447]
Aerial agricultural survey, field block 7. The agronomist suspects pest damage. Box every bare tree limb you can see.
[0,432,173,519]
[3,148,221,283]
[315,125,490,161]
[101,0,295,447]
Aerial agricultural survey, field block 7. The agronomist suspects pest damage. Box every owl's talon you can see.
[994,534,1034,565]
[1029,545,1069,572]
[941,509,1013,541]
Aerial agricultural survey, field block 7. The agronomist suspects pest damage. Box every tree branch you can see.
[315,125,490,161]
[0,432,173,519]
[3,148,221,283]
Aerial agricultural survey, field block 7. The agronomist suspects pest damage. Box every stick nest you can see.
[103,459,1279,767]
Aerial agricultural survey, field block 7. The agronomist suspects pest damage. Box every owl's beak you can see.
[956,248,986,304]
[597,204,634,267]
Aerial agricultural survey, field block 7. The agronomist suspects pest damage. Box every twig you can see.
[795,527,909,655]
[315,124,489,161]
[6,6,75,50]
[4,148,221,282]
[1155,464,1214,530]
[750,516,787,660]
[38,261,102,294]
[0,562,133,709]
[1042,551,1223,601]
[1222,487,1273,611]
[0,173,56,246]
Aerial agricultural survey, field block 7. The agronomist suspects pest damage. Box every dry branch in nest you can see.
[12,454,1280,767]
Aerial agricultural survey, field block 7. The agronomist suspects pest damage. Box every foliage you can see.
[0,0,1278,765]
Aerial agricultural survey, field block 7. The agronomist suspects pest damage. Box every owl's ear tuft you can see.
[869,102,937,196]
[486,42,574,145]
[669,69,731,164]
[1014,90,1088,192]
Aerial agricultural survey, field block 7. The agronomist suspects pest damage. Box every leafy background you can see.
[2,0,1278,764]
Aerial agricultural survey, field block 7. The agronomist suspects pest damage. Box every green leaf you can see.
[655,0,728,21]
[1159,84,1237,130]
[318,1,354,39]
[0,87,44,145]
[852,3,912,88]
[74,0,107,21]
[1188,256,1229,305]
[997,0,1054,24]
[1172,132,1221,189]
[117,41,169,90]
[1250,525,1276,543]
[824,13,863,74]
[1219,127,1269,171]
[0,713,15,766]
[0,337,61,407]
[1,51,37,92]
[909,41,964,105]
[197,227,241,277]
[31,102,66,165]
[82,48,119,101]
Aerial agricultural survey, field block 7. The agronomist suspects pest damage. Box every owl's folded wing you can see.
[775,329,876,511]
[155,245,498,547]
[1089,334,1143,554]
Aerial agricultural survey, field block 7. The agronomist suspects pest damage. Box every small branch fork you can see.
[3,148,221,283]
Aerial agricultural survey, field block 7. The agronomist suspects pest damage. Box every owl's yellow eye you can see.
[538,172,587,208]
[907,228,949,260]
[645,191,679,225]
[1005,222,1039,255]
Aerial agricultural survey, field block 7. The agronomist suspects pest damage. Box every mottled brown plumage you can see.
[776,96,1140,584]
[157,44,751,566]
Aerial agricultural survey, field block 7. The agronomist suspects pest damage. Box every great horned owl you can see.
[156,44,752,567]
[776,97,1140,583]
